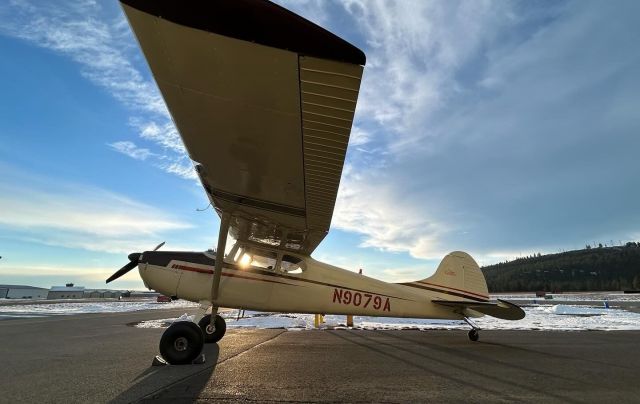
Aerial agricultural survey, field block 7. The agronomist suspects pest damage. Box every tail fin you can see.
[425,252,525,320]
[422,251,489,301]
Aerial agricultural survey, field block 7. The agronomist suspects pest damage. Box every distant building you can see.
[129,291,160,298]
[85,290,102,299]
[102,291,121,299]
[0,285,48,299]
[83,290,122,299]
[47,283,85,299]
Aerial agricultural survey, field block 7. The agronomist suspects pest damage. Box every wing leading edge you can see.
[121,0,365,254]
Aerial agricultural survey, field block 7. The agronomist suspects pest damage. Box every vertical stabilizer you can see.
[421,251,489,301]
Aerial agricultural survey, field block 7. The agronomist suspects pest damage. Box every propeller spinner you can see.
[106,241,164,283]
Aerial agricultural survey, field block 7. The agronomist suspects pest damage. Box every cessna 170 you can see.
[107,0,525,365]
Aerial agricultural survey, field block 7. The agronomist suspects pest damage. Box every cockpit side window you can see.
[281,254,305,274]
[233,247,244,262]
[236,247,278,271]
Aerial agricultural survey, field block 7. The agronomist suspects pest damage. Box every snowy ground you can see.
[493,292,640,303]
[0,299,196,320]
[2,295,640,331]
[134,303,640,332]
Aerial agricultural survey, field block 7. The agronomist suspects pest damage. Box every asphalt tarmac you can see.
[1,309,639,403]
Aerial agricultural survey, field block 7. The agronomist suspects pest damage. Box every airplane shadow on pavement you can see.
[331,330,583,404]
[109,343,220,403]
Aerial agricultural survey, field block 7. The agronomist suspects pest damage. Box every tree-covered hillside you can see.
[481,243,640,292]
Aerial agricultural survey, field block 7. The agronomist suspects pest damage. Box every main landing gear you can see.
[198,313,227,343]
[464,317,480,342]
[158,310,227,365]
[159,214,232,364]
[159,321,204,365]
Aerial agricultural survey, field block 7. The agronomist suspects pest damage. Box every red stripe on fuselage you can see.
[172,264,212,274]
[400,282,489,302]
[416,281,489,300]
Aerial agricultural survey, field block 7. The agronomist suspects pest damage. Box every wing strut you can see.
[211,212,231,304]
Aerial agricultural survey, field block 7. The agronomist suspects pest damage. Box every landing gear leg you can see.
[464,317,480,342]
[210,213,231,303]
[197,212,230,344]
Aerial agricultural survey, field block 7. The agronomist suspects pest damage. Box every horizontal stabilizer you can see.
[432,299,525,320]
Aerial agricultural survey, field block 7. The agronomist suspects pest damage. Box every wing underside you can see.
[120,0,365,254]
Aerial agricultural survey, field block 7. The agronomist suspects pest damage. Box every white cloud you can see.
[332,165,446,260]
[108,141,154,161]
[339,0,518,149]
[0,1,166,116]
[289,1,524,260]
[0,0,189,179]
[0,264,114,278]
[130,119,186,155]
[321,1,640,264]
[0,172,193,254]
[128,119,197,180]
[380,266,430,283]
[0,264,146,289]
[162,161,198,181]
[3,0,639,267]
[348,125,371,147]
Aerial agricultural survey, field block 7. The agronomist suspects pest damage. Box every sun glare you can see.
[239,254,252,268]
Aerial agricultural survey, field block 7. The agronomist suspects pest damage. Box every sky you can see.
[0,0,639,290]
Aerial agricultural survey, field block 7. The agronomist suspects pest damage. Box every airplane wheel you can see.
[198,314,226,343]
[468,329,479,342]
[159,321,204,365]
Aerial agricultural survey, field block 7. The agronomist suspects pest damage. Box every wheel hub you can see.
[174,336,188,351]
[206,324,216,334]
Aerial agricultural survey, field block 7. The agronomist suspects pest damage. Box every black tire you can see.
[159,321,204,365]
[468,329,479,342]
[198,314,227,343]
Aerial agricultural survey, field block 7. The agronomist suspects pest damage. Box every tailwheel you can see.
[464,317,480,342]
[159,321,204,365]
[198,314,227,343]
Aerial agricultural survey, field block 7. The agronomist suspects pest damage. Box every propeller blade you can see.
[106,252,141,284]
[153,241,165,251]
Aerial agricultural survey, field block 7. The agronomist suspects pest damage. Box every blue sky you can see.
[1,0,639,290]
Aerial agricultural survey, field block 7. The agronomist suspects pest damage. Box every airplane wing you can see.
[120,0,365,255]
[432,299,525,320]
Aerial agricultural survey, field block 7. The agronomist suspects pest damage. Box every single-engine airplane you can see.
[108,0,525,365]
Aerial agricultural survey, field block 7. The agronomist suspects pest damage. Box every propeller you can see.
[153,241,165,251]
[106,242,165,284]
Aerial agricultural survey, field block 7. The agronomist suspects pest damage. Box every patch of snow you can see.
[174,313,196,323]
[543,304,607,316]
[135,318,173,329]
[0,299,197,319]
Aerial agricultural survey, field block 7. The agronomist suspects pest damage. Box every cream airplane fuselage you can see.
[138,250,479,321]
